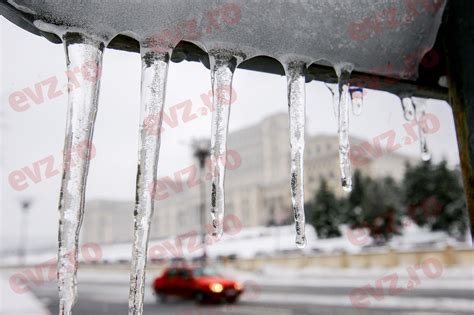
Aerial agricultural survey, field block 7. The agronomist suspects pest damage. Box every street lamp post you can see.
[192,139,210,265]
[18,199,32,265]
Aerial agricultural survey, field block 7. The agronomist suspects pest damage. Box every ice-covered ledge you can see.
[7,0,446,80]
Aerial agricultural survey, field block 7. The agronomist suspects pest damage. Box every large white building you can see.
[82,113,413,244]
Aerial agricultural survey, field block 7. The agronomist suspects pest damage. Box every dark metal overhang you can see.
[0,0,448,100]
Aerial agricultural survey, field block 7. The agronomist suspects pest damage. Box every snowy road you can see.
[23,267,473,315]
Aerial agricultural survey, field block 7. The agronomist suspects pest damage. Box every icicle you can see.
[284,61,307,248]
[128,43,170,315]
[349,87,364,116]
[335,63,354,192]
[401,97,415,121]
[208,50,238,239]
[324,83,339,119]
[412,97,431,161]
[57,33,104,315]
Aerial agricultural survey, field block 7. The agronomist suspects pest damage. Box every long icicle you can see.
[285,61,307,248]
[129,44,170,315]
[58,33,104,315]
[208,50,238,239]
[412,97,431,161]
[336,64,354,192]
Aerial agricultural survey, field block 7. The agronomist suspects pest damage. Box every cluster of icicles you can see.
[56,34,432,314]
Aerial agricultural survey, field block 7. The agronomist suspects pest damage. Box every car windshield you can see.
[192,268,220,277]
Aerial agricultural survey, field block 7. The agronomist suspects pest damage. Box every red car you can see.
[153,265,243,303]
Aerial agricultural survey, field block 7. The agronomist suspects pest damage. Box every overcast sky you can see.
[0,17,460,252]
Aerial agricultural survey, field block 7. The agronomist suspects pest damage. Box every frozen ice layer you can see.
[208,50,240,239]
[129,47,170,314]
[285,61,307,248]
[335,63,354,192]
[58,33,104,315]
[9,0,446,80]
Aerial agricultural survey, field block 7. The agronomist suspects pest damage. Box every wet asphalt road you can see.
[30,279,473,315]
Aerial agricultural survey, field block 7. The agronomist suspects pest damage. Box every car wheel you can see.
[156,293,167,303]
[194,292,206,304]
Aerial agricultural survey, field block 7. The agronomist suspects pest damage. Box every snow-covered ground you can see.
[218,265,474,313]
[1,263,472,314]
[223,264,474,290]
[1,221,470,266]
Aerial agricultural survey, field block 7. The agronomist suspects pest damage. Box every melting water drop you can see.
[208,50,239,239]
[401,97,415,121]
[284,61,307,248]
[335,63,354,192]
[58,33,104,315]
[324,83,339,119]
[412,97,431,161]
[128,43,170,315]
[349,87,364,116]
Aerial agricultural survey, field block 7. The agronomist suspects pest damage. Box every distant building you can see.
[82,113,414,244]
[82,200,134,244]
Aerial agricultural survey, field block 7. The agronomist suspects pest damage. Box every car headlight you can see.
[233,282,242,290]
[209,283,224,293]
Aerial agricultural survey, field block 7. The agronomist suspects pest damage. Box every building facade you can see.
[82,113,413,244]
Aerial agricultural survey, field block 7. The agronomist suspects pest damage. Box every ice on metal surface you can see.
[58,33,104,315]
[209,50,240,239]
[10,0,446,80]
[335,63,354,192]
[129,44,170,315]
[284,61,307,248]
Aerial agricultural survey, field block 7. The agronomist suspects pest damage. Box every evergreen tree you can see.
[403,160,468,238]
[307,178,342,238]
[341,170,402,243]
[359,176,403,242]
[402,161,434,226]
[344,170,366,226]
[305,160,467,243]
